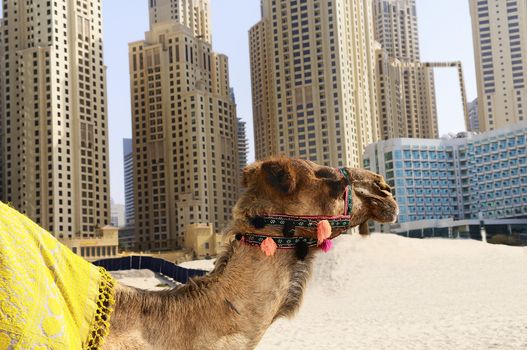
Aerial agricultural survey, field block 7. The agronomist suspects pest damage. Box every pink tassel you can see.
[261,237,277,257]
[317,220,332,245]
[319,239,333,253]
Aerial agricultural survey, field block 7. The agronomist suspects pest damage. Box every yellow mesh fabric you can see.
[0,202,115,349]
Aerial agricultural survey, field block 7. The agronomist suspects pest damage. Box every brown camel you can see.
[103,157,398,350]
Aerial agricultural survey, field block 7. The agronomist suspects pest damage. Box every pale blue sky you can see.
[103,0,477,204]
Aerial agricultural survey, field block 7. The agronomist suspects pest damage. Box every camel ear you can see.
[261,160,297,194]
[372,179,392,197]
[241,165,257,188]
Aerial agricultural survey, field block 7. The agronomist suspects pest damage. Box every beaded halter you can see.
[237,168,353,258]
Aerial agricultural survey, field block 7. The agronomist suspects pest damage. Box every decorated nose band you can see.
[247,167,353,237]
[240,167,353,259]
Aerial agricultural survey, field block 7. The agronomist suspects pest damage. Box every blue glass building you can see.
[364,122,527,234]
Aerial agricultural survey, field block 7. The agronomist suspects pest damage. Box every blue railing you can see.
[93,256,208,284]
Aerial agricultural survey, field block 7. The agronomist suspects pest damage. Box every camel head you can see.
[233,156,398,238]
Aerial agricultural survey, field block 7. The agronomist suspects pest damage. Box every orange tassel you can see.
[317,220,332,245]
[261,237,278,257]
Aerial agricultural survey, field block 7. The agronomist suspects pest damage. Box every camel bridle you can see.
[237,168,354,258]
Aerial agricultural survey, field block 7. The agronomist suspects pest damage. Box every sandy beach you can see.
[115,234,527,349]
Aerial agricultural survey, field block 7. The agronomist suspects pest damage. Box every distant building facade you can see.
[184,223,223,259]
[374,47,406,139]
[59,226,119,262]
[229,88,249,171]
[250,0,379,167]
[237,118,248,171]
[123,138,135,225]
[110,199,125,228]
[148,0,211,42]
[373,0,439,140]
[364,122,527,232]
[118,226,135,252]
[388,217,527,242]
[0,0,111,239]
[373,0,420,61]
[130,0,239,251]
[469,0,527,131]
[468,98,480,132]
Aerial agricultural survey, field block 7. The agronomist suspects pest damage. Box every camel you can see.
[103,157,398,350]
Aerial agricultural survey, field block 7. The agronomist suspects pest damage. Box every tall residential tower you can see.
[468,98,480,132]
[130,0,239,250]
[374,0,420,61]
[373,0,438,140]
[237,118,249,172]
[469,0,527,130]
[250,0,379,167]
[0,0,110,237]
[123,138,134,226]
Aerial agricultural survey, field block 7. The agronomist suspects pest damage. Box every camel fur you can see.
[103,157,398,350]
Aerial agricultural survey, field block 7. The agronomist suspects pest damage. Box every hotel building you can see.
[364,122,527,235]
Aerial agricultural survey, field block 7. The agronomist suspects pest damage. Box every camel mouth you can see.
[376,212,398,224]
[386,212,399,224]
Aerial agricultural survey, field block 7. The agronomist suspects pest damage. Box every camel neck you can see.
[106,241,315,350]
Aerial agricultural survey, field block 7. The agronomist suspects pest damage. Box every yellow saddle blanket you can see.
[0,202,115,349]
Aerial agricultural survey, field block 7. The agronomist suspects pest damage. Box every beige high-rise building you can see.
[0,0,110,238]
[468,98,480,132]
[130,0,239,251]
[374,0,420,61]
[148,0,211,42]
[375,47,407,139]
[469,0,527,130]
[373,0,438,140]
[250,0,379,167]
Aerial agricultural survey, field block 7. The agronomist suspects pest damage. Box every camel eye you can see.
[373,181,392,197]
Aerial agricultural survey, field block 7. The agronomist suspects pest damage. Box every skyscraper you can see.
[237,118,249,172]
[130,0,239,250]
[0,0,110,238]
[123,138,134,226]
[228,88,249,171]
[469,0,527,130]
[373,0,438,140]
[250,0,379,167]
[374,0,420,61]
[374,47,408,139]
[148,0,211,42]
[468,98,480,132]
